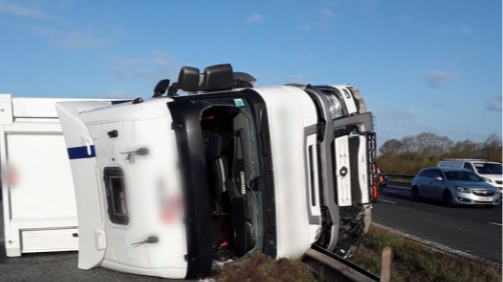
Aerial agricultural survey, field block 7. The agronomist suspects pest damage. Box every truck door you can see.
[56,102,109,269]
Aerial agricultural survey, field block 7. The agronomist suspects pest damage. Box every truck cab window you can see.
[104,167,129,225]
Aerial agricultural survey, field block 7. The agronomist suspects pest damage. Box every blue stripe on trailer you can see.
[68,145,96,159]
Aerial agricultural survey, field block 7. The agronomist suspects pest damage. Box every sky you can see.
[0,0,501,148]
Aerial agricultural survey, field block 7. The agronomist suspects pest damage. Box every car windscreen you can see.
[473,163,502,175]
[444,170,484,181]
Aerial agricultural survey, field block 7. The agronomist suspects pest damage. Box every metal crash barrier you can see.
[302,244,392,282]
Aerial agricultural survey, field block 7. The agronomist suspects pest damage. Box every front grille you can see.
[472,190,495,197]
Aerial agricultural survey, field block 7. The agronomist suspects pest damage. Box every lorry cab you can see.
[57,64,376,279]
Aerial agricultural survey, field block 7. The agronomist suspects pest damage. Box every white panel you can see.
[22,229,78,253]
[254,86,317,259]
[57,103,106,269]
[358,136,370,203]
[8,134,77,219]
[13,98,114,118]
[335,136,352,206]
[0,94,13,125]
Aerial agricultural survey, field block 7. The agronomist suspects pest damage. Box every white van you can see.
[437,159,502,192]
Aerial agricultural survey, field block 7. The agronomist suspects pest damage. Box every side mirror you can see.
[203,64,234,91]
[153,79,170,97]
[178,66,201,92]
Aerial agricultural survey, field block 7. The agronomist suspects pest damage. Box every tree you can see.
[481,133,502,162]
[379,139,402,155]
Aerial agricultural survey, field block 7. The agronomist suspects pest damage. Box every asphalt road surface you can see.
[373,183,502,264]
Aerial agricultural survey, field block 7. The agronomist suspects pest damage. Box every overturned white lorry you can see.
[56,64,377,279]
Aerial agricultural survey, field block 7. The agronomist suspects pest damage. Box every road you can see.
[372,183,502,264]
[1,186,501,281]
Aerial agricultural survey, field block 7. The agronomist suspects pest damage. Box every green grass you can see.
[217,226,502,282]
[350,226,502,282]
[387,177,412,184]
[217,252,320,282]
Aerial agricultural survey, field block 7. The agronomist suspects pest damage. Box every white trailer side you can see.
[0,94,117,257]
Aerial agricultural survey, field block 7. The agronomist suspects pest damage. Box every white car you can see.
[438,159,502,193]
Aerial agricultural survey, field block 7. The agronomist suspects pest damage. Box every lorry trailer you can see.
[0,95,121,257]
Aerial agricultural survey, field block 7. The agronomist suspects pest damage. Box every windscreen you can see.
[191,97,261,181]
[474,163,502,175]
[444,170,484,181]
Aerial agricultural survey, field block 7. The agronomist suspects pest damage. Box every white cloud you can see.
[441,25,472,34]
[111,52,179,83]
[0,0,49,18]
[461,27,472,33]
[316,21,329,30]
[300,9,335,32]
[486,95,502,112]
[441,26,452,32]
[58,1,73,11]
[321,8,334,18]
[300,23,311,31]
[246,13,264,24]
[32,26,103,49]
[284,74,312,84]
[423,70,454,88]
[102,90,137,99]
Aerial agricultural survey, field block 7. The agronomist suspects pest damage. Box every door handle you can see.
[94,229,106,251]
[81,137,93,156]
[85,138,92,156]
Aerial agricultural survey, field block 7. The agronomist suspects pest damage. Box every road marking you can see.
[489,222,502,226]
[379,199,396,204]
[384,189,411,196]
[383,189,398,193]
[387,185,410,190]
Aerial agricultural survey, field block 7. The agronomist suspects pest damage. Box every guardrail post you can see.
[380,247,392,282]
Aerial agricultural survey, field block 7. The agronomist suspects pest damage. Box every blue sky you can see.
[0,0,501,147]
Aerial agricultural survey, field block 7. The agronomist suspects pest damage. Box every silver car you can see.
[411,167,500,207]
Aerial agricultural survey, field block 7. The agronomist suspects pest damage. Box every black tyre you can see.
[411,186,421,201]
[442,190,453,207]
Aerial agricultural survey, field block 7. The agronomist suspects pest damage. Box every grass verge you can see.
[387,178,412,185]
[216,252,320,282]
[217,226,501,282]
[350,226,502,282]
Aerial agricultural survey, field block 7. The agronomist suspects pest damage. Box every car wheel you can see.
[411,186,421,201]
[442,190,453,207]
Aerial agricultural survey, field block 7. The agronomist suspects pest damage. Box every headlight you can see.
[482,177,494,183]
[323,94,344,119]
[455,186,470,193]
